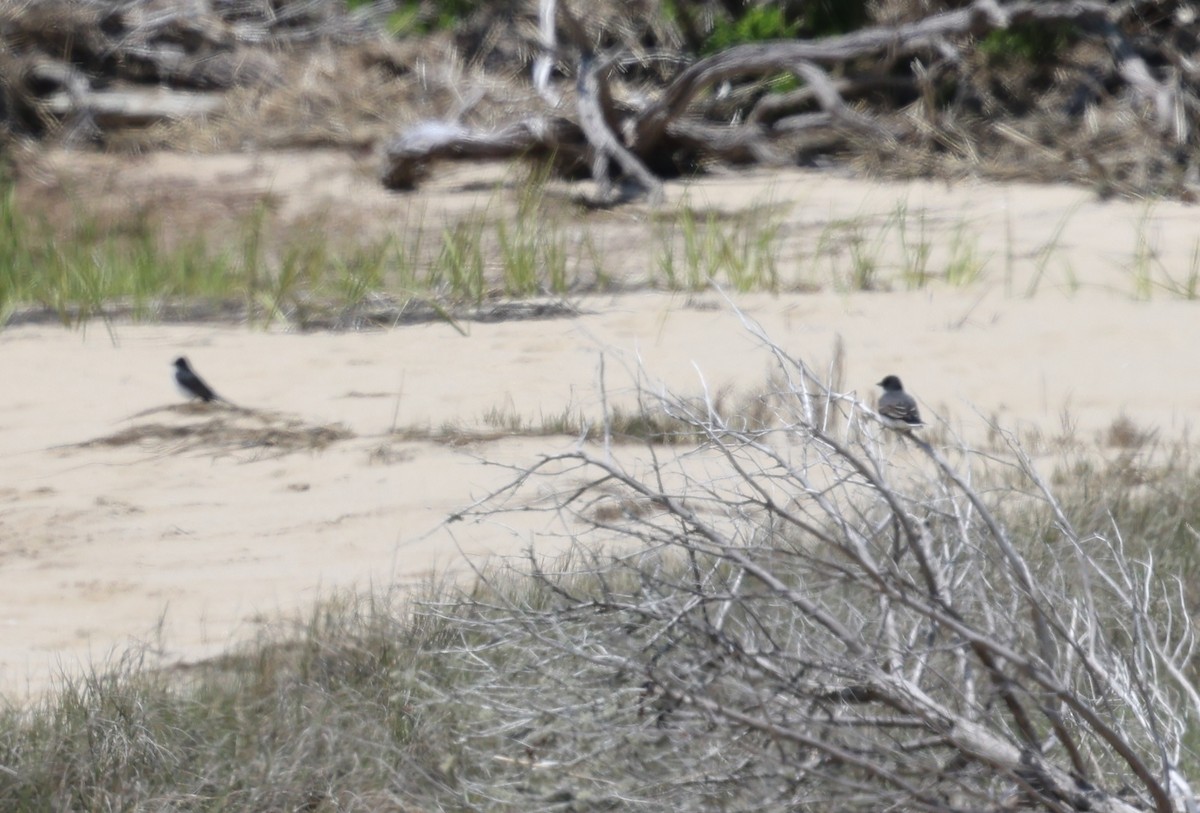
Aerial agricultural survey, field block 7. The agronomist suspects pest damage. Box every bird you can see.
[876,375,924,430]
[173,356,220,403]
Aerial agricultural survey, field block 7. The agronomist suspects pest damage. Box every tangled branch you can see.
[382,0,1200,200]
[424,323,1199,811]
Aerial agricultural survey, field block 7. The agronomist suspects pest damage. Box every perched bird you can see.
[174,356,220,403]
[876,375,924,430]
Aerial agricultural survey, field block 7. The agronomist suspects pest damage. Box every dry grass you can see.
[2,327,1199,806]
[3,402,1199,810]
[5,0,1199,200]
[150,40,542,154]
[81,404,353,456]
[1104,412,1158,450]
[390,383,784,448]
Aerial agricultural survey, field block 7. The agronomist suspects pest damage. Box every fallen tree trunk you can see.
[626,0,1135,152]
[380,118,586,190]
[43,88,225,128]
[379,0,1199,201]
[0,0,357,140]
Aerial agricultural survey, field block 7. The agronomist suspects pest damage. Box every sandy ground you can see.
[5,154,1200,702]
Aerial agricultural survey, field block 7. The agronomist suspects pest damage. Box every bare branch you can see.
[431,317,1197,811]
[629,0,1111,153]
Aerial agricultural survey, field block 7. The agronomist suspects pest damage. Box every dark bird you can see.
[174,356,220,403]
[877,375,924,430]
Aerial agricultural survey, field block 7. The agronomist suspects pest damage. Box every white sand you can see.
[4,155,1199,700]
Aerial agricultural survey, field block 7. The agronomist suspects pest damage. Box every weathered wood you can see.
[1095,18,1184,141]
[377,0,1199,200]
[43,87,225,127]
[665,119,785,165]
[790,60,895,142]
[0,0,340,138]
[553,0,663,203]
[379,118,585,190]
[747,74,913,127]
[628,0,1113,153]
[575,54,664,204]
[533,0,563,108]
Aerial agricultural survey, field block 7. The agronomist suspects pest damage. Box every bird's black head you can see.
[174,357,190,370]
[878,375,903,391]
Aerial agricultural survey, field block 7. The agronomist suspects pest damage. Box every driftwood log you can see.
[0,0,365,138]
[379,118,587,191]
[380,0,1198,201]
[43,85,225,130]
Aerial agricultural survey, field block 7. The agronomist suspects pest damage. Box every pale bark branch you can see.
[376,0,1198,199]
[629,0,1111,153]
[436,320,1199,811]
[379,118,583,190]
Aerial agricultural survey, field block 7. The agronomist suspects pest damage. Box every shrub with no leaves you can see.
[429,324,1200,812]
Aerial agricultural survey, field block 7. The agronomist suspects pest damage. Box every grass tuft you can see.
[652,203,785,293]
